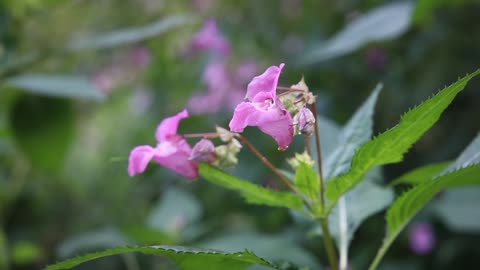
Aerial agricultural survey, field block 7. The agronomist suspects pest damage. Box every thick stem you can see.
[320,218,339,270]
[237,135,297,192]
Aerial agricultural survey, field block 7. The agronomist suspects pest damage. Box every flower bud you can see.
[213,138,242,168]
[189,138,217,163]
[216,126,235,142]
[287,151,315,170]
[293,107,316,136]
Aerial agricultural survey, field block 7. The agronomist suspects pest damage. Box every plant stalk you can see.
[320,218,339,270]
[311,102,339,270]
[237,135,297,192]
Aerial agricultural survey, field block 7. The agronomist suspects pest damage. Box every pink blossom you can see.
[229,64,294,150]
[129,46,151,68]
[408,222,436,255]
[191,20,231,55]
[128,110,198,179]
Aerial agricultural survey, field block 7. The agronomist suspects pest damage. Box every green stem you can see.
[320,218,339,270]
[368,233,399,270]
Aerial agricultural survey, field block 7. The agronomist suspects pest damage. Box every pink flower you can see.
[128,110,198,179]
[229,63,294,150]
[191,20,231,56]
[408,222,436,255]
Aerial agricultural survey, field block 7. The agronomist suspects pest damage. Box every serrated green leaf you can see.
[199,164,304,211]
[69,15,194,50]
[200,231,320,269]
[368,164,480,270]
[295,162,320,201]
[6,74,104,100]
[389,161,451,186]
[46,245,276,270]
[326,70,480,209]
[296,2,413,65]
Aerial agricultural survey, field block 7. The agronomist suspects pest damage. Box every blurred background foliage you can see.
[0,0,479,269]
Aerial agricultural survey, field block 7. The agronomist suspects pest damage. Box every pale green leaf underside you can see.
[324,84,382,180]
[326,69,480,208]
[369,164,480,270]
[389,161,451,186]
[69,15,194,50]
[46,245,275,270]
[6,74,104,100]
[199,164,304,211]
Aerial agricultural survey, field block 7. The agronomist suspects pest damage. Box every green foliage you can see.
[11,241,42,266]
[46,245,276,270]
[200,231,320,269]
[6,75,104,100]
[10,95,74,172]
[369,164,480,270]
[294,162,320,202]
[326,70,480,209]
[297,2,413,65]
[389,161,451,185]
[69,15,195,50]
[414,0,477,24]
[199,164,304,211]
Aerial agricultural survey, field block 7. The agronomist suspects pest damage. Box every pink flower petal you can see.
[245,63,285,102]
[155,109,189,142]
[128,145,155,176]
[229,100,293,150]
[154,139,198,179]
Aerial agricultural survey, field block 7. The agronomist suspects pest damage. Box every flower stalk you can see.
[236,134,297,193]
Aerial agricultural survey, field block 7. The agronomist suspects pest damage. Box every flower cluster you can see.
[128,62,317,178]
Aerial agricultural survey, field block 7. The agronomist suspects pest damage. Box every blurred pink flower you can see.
[128,110,198,179]
[191,20,231,55]
[187,60,256,115]
[408,222,436,255]
[129,46,152,68]
[366,47,387,70]
[229,63,294,150]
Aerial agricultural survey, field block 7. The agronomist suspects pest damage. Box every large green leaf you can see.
[199,231,320,269]
[368,164,480,270]
[6,74,104,100]
[199,164,304,211]
[297,2,413,65]
[326,70,480,209]
[46,245,276,270]
[69,15,194,50]
[389,161,451,186]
